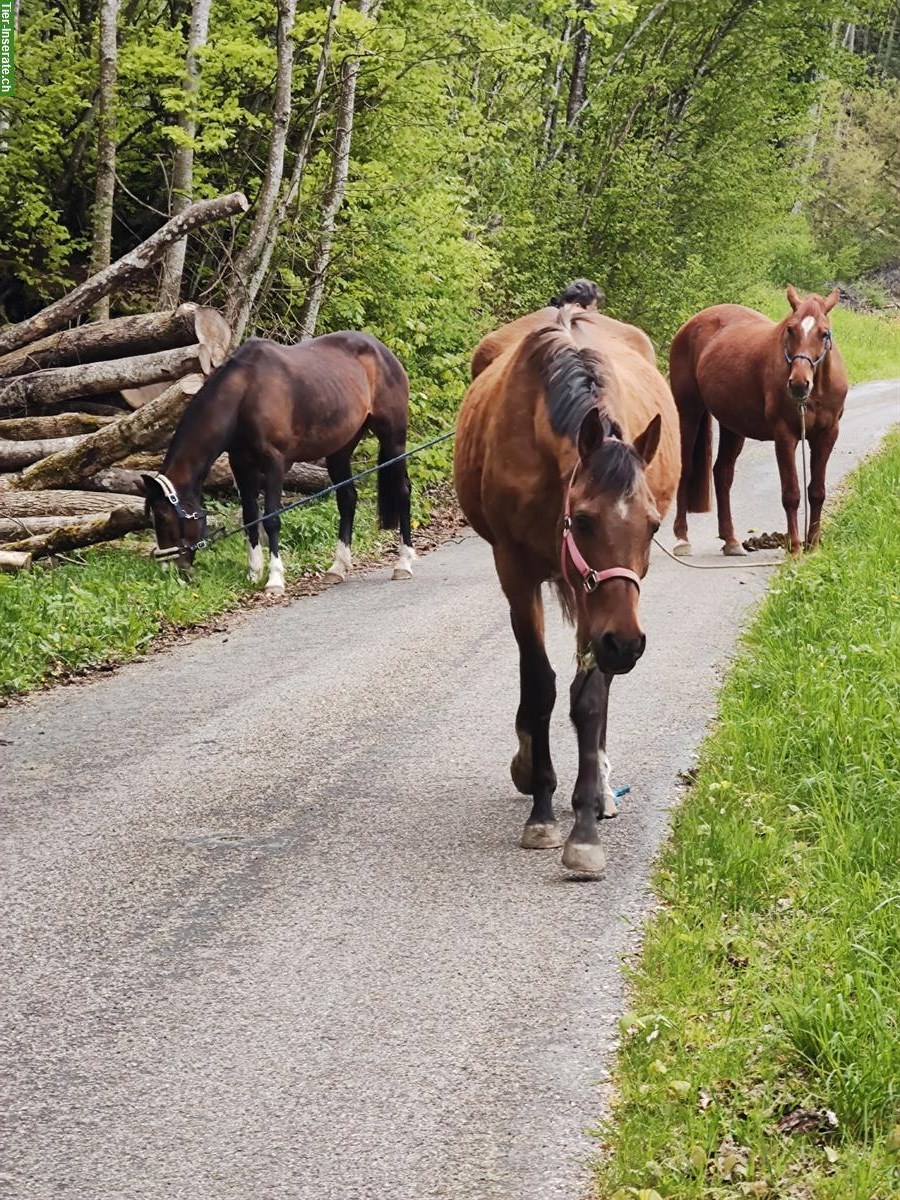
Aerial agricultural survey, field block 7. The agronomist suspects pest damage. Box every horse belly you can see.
[696,347,771,442]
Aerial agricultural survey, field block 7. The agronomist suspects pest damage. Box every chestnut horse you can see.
[143,332,414,592]
[670,286,848,555]
[455,306,679,877]
[470,278,652,380]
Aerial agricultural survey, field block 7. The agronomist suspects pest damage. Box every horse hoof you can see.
[561,839,606,877]
[521,822,563,850]
[673,540,692,557]
[264,583,285,596]
[391,566,413,581]
[723,541,748,557]
[323,569,346,584]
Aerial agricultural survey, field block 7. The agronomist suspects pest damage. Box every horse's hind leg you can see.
[370,413,414,580]
[562,666,612,877]
[714,426,747,556]
[261,458,286,593]
[230,453,264,582]
[495,547,560,850]
[324,445,359,584]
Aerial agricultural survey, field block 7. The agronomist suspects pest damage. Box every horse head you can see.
[561,408,662,675]
[141,473,207,568]
[783,285,839,401]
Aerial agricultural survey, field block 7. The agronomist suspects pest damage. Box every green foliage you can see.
[596,433,900,1198]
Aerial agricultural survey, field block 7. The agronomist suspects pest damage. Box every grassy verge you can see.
[595,432,900,1199]
[744,284,900,384]
[0,469,443,699]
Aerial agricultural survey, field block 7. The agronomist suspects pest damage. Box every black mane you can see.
[549,277,605,309]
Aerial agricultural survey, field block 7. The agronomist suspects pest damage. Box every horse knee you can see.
[781,488,800,511]
[809,486,826,508]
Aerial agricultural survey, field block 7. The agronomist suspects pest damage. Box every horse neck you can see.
[163,385,236,497]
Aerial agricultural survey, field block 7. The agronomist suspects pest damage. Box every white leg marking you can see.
[392,542,416,581]
[248,542,264,583]
[324,540,352,583]
[800,315,815,335]
[599,750,618,818]
[265,553,286,593]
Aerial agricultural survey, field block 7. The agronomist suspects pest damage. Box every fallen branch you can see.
[0,489,143,517]
[1,506,148,558]
[0,192,248,357]
[0,375,202,492]
[0,514,117,539]
[0,303,230,378]
[0,435,89,470]
[0,344,210,416]
[0,413,116,439]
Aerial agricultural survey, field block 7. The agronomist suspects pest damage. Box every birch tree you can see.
[89,0,119,321]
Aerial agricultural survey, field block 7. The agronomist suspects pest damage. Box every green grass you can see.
[0,475,411,698]
[743,284,900,384]
[594,432,900,1199]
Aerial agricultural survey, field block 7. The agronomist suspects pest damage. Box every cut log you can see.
[0,435,89,470]
[0,376,202,493]
[100,453,330,494]
[0,515,120,539]
[0,344,210,416]
[120,382,167,410]
[0,413,115,439]
[0,303,230,379]
[1,507,149,558]
[0,193,249,358]
[0,550,33,572]
[0,490,143,517]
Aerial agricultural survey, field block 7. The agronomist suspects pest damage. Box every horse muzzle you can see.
[593,630,646,674]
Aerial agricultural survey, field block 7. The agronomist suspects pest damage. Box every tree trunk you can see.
[0,514,132,539]
[0,304,230,378]
[0,551,33,573]
[0,376,201,492]
[225,0,297,343]
[0,414,115,439]
[0,435,91,470]
[565,4,592,131]
[0,346,211,416]
[158,0,213,306]
[540,18,572,159]
[231,0,342,344]
[88,454,331,495]
[0,490,144,516]
[1,507,149,558]
[297,0,374,340]
[0,193,248,357]
[89,0,120,321]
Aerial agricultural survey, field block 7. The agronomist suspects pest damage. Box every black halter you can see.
[784,328,832,371]
[148,473,207,561]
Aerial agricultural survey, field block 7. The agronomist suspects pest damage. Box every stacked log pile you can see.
[0,191,329,572]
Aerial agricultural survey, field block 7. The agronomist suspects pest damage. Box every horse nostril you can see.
[599,632,646,666]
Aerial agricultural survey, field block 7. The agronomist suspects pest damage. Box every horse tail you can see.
[686,411,712,512]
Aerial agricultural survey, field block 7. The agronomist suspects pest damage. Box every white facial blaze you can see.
[800,316,816,335]
[615,497,631,521]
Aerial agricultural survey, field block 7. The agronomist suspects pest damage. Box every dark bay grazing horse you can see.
[143,332,414,592]
[455,305,679,877]
[469,278,650,380]
[670,286,848,556]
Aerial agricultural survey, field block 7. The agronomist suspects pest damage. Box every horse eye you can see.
[573,512,595,535]
[650,519,660,535]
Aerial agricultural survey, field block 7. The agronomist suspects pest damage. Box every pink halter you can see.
[561,465,642,597]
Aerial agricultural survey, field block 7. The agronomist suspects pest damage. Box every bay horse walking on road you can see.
[455,305,679,877]
[670,286,848,556]
[143,332,415,592]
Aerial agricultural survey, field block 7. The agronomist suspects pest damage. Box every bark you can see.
[0,413,115,438]
[298,0,374,340]
[0,490,143,516]
[0,515,126,539]
[0,551,33,573]
[540,18,572,159]
[0,193,249,357]
[1,507,149,558]
[0,435,91,470]
[158,0,213,306]
[89,455,330,495]
[0,304,230,378]
[225,0,297,342]
[0,376,200,492]
[231,0,342,344]
[565,4,593,132]
[89,0,120,321]
[0,345,210,416]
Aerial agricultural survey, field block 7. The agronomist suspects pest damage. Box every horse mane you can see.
[529,311,642,498]
[162,347,251,474]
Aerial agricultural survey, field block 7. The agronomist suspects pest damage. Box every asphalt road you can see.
[2,379,897,1200]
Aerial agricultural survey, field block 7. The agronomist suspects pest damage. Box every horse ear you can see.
[786,285,801,311]
[824,288,840,313]
[141,473,163,501]
[577,407,604,462]
[633,413,662,466]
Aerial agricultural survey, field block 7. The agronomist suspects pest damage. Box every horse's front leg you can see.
[261,460,286,593]
[562,666,612,877]
[495,551,560,849]
[806,423,839,548]
[773,425,802,554]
